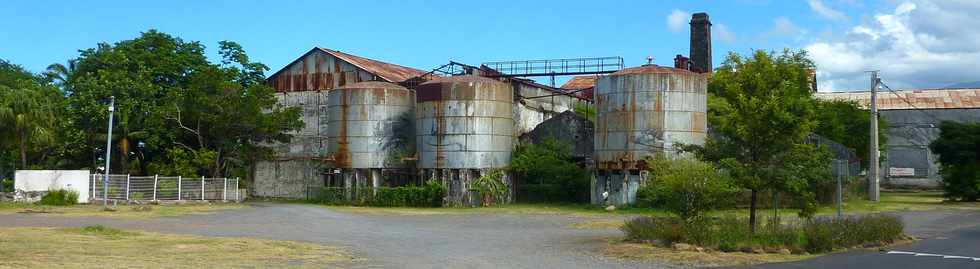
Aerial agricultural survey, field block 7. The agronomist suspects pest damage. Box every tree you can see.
[0,60,59,169]
[510,138,590,202]
[698,49,828,232]
[929,121,980,201]
[635,157,738,221]
[812,99,888,169]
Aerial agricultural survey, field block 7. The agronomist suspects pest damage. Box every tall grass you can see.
[39,189,79,206]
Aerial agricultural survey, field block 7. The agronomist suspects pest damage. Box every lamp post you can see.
[103,96,115,209]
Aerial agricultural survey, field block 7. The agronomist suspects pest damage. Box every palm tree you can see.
[45,59,77,93]
[0,85,56,169]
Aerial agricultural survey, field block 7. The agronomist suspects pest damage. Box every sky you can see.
[1,0,978,91]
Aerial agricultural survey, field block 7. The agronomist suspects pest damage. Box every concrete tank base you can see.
[335,168,385,200]
[420,168,512,207]
[591,170,650,206]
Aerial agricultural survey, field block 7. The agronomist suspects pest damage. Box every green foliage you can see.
[0,178,12,192]
[635,157,738,221]
[470,169,508,206]
[573,103,595,122]
[812,99,888,169]
[312,180,446,207]
[696,49,830,231]
[511,139,590,203]
[0,59,60,170]
[929,121,980,201]
[803,215,904,253]
[623,214,904,254]
[39,189,80,206]
[146,148,217,177]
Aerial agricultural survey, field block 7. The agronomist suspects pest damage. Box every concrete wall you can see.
[880,108,980,188]
[512,82,588,136]
[253,160,323,199]
[14,170,90,203]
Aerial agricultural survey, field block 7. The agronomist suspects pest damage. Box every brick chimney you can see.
[673,55,690,70]
[690,12,712,74]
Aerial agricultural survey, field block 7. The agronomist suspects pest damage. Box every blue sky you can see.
[2,0,977,91]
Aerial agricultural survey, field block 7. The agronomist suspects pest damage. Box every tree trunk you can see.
[18,129,27,169]
[749,189,758,234]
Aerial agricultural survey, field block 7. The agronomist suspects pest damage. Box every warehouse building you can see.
[815,88,980,188]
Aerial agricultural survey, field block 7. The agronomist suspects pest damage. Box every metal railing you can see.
[89,174,241,202]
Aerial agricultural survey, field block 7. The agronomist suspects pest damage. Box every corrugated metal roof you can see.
[561,76,598,90]
[321,48,428,83]
[814,88,980,110]
[267,47,428,84]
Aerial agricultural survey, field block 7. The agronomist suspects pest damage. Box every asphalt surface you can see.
[0,203,670,269]
[745,210,980,269]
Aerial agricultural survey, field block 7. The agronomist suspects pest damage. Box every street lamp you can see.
[103,96,115,209]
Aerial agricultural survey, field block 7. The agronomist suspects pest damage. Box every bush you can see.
[929,121,980,201]
[623,214,904,254]
[804,214,904,253]
[635,157,738,221]
[311,180,446,207]
[511,139,590,203]
[470,170,508,206]
[39,189,80,206]
[0,178,12,192]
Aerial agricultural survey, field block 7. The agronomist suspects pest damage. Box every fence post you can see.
[177,176,182,201]
[153,174,158,201]
[125,174,131,201]
[223,178,228,201]
[201,176,205,201]
[235,177,240,201]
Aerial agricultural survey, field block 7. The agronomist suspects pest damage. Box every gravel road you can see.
[0,203,670,269]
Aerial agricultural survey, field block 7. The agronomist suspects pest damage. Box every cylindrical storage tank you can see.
[415,75,514,169]
[593,65,707,205]
[327,81,416,169]
[415,75,514,206]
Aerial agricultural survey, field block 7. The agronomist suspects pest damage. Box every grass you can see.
[0,202,246,219]
[0,226,349,269]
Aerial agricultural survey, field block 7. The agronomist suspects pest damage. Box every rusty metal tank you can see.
[594,65,707,171]
[326,81,415,168]
[415,75,514,169]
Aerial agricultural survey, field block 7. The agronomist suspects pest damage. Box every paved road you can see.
[745,210,980,269]
[0,203,670,269]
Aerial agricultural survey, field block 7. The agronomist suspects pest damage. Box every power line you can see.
[878,81,945,123]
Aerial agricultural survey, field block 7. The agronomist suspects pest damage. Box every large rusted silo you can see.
[327,81,415,194]
[593,65,707,205]
[415,75,514,206]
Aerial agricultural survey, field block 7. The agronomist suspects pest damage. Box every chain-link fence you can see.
[89,174,242,202]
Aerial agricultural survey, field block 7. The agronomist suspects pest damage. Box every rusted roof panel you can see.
[561,76,598,90]
[320,48,428,83]
[814,88,980,110]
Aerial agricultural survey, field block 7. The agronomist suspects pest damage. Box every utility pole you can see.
[103,96,115,209]
[868,71,880,202]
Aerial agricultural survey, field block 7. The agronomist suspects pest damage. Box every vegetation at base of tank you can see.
[635,157,738,221]
[311,180,446,207]
[39,189,80,206]
[510,138,590,203]
[470,169,508,206]
[929,121,980,201]
[573,103,595,122]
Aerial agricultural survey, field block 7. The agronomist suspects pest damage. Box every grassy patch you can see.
[0,202,245,218]
[0,226,349,268]
[601,240,816,267]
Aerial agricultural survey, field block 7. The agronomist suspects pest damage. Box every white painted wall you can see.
[14,170,91,203]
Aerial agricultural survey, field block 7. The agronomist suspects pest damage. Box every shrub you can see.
[804,214,904,253]
[311,180,446,207]
[635,157,738,221]
[929,121,980,201]
[0,178,12,192]
[511,139,590,203]
[470,170,507,206]
[39,189,80,206]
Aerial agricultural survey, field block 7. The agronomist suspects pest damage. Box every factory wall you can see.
[880,108,980,188]
[512,82,589,136]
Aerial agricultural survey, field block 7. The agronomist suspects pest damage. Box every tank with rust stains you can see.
[593,64,707,205]
[415,75,514,170]
[326,81,416,169]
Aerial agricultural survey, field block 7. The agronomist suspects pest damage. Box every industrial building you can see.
[815,88,980,188]
[254,12,714,206]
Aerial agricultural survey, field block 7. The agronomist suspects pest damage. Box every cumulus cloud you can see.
[808,0,849,22]
[758,17,805,42]
[667,9,690,33]
[806,1,980,91]
[714,23,736,43]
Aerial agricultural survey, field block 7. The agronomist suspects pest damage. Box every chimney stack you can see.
[673,54,690,70]
[690,12,712,74]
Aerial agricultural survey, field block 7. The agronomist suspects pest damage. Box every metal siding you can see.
[326,82,415,169]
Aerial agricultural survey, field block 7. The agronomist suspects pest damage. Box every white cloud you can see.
[808,0,849,22]
[806,0,980,91]
[666,9,690,33]
[769,17,804,37]
[714,23,736,43]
